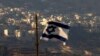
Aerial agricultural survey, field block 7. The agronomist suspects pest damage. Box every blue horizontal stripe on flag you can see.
[42,33,67,42]
[48,21,70,29]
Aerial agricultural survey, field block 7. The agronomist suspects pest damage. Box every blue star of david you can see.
[46,25,56,34]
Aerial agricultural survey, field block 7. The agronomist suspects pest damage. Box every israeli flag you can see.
[40,21,70,45]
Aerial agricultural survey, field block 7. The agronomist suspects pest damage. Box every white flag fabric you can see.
[40,21,70,44]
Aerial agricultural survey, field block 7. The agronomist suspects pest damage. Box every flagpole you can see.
[35,14,39,56]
